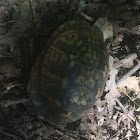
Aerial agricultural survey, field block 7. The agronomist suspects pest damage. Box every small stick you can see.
[120,28,140,36]
[81,12,94,21]
[0,20,18,27]
[115,98,135,122]
[113,53,137,69]
[116,62,140,87]
[1,98,28,107]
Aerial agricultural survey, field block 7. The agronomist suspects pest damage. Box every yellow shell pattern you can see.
[27,20,109,124]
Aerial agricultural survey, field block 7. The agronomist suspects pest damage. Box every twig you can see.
[116,62,140,87]
[0,20,18,27]
[81,12,94,21]
[5,83,23,91]
[120,28,140,36]
[113,53,137,69]
[115,98,128,113]
[1,98,28,107]
[115,98,135,122]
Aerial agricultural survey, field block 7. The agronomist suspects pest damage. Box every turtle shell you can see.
[27,20,109,124]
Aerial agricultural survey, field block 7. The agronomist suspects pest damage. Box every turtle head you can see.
[94,17,113,43]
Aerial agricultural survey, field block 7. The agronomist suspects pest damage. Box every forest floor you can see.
[0,0,140,139]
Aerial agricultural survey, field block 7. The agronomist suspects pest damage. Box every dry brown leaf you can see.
[100,134,110,140]
[91,100,108,119]
[97,106,104,113]
[79,116,97,134]
[86,123,98,134]
[123,61,134,69]
[105,90,121,118]
[79,122,86,131]
[113,54,137,69]
[95,99,106,107]
[118,113,131,129]
[106,118,118,130]
[112,33,124,47]
[118,76,140,94]
[0,60,20,77]
[113,136,120,140]
[122,54,137,68]
[125,130,132,139]
[98,116,105,126]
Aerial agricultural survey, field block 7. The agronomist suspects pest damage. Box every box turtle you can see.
[27,20,109,124]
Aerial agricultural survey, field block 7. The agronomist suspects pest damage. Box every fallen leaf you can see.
[112,33,124,47]
[118,76,140,94]
[0,60,20,77]
[125,130,132,139]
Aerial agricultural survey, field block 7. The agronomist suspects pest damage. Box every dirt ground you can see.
[0,0,140,140]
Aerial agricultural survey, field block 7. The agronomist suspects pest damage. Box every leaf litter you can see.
[0,0,140,140]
